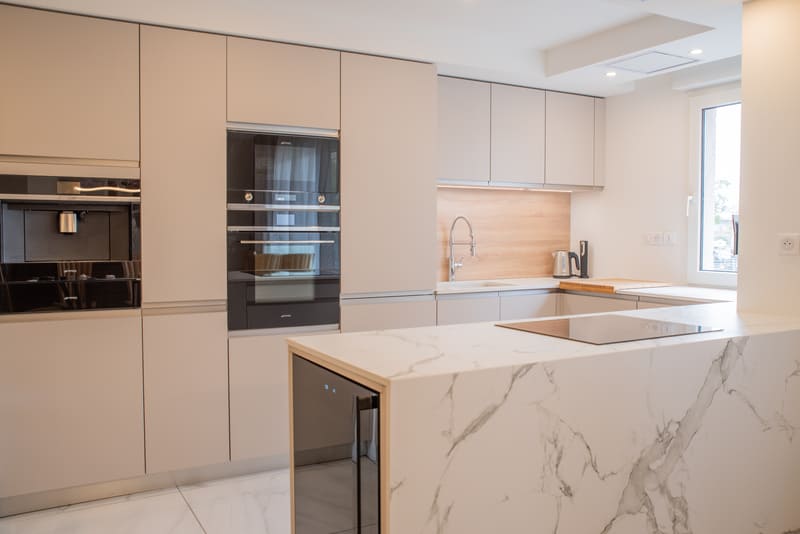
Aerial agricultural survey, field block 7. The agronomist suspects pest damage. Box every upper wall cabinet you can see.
[140,26,227,304]
[594,98,606,187]
[227,38,340,130]
[341,54,438,296]
[437,77,491,183]
[0,5,139,162]
[545,92,596,187]
[490,84,545,184]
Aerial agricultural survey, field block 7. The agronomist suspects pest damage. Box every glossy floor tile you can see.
[0,469,291,534]
[0,488,202,534]
[179,469,290,534]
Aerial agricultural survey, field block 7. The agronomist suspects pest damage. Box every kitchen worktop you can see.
[616,284,737,303]
[289,303,800,533]
[435,277,560,294]
[289,302,795,385]
[435,277,735,303]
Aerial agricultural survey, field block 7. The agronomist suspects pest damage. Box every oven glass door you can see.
[228,131,339,195]
[227,230,340,330]
[228,230,340,279]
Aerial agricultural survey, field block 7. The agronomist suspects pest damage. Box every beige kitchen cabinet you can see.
[437,292,500,325]
[545,92,596,186]
[0,312,144,498]
[229,327,338,463]
[594,98,606,187]
[143,310,229,473]
[341,53,438,296]
[490,84,546,184]
[341,295,437,332]
[437,77,491,183]
[499,291,558,321]
[0,5,139,162]
[558,293,637,315]
[227,38,340,129]
[140,26,227,305]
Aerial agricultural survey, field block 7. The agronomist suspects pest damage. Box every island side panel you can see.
[387,333,800,534]
[288,343,391,534]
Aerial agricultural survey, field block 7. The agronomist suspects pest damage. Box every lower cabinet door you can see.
[500,292,558,320]
[340,295,437,333]
[143,310,229,473]
[437,293,501,325]
[559,294,637,315]
[228,328,337,464]
[0,312,144,498]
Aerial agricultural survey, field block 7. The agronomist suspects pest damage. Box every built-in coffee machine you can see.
[0,175,141,314]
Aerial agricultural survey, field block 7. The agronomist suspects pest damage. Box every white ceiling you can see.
[8,0,742,96]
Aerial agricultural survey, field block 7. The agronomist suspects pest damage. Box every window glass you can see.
[700,102,741,273]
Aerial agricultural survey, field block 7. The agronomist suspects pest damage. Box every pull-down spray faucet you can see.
[448,216,477,281]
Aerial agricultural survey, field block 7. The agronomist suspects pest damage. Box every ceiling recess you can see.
[608,51,697,74]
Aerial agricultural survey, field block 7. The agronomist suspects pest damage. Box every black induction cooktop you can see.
[497,314,721,345]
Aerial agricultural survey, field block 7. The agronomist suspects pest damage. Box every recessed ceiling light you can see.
[689,48,703,55]
[606,71,617,78]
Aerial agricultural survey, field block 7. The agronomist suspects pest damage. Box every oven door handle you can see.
[227,203,340,212]
[227,226,340,232]
[239,240,336,245]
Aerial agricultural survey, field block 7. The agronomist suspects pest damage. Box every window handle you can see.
[732,214,740,256]
[686,195,694,217]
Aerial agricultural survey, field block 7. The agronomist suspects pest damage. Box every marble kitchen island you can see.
[287,303,800,534]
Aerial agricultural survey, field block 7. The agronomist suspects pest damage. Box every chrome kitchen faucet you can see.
[448,215,477,281]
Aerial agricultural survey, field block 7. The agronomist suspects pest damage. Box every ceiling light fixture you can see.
[606,71,617,78]
[689,48,703,55]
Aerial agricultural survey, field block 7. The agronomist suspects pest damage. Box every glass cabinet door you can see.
[293,355,380,534]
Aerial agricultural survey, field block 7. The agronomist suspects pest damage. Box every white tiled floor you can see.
[0,469,290,534]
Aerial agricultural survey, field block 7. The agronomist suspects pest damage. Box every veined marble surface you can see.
[289,303,800,533]
[289,302,800,384]
[387,331,800,533]
[0,470,290,534]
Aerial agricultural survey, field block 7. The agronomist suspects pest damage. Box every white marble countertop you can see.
[435,277,560,295]
[288,302,800,385]
[616,285,736,303]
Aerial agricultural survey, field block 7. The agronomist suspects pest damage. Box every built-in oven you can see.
[227,129,341,330]
[0,175,141,314]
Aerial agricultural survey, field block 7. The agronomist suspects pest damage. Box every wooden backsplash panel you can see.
[436,188,570,281]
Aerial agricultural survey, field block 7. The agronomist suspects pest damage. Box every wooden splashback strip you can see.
[436,187,570,281]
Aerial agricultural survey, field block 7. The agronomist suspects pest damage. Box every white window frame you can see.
[687,87,741,288]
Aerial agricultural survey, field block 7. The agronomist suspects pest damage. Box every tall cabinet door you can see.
[545,92,596,186]
[0,5,139,162]
[140,26,227,305]
[0,312,144,498]
[143,310,229,473]
[437,77,491,183]
[227,37,340,129]
[340,54,438,296]
[490,84,545,184]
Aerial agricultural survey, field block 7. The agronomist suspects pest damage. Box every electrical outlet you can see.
[778,233,800,256]
[644,232,663,246]
[663,232,678,246]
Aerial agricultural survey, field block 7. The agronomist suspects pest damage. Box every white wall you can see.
[738,0,800,315]
[571,76,690,283]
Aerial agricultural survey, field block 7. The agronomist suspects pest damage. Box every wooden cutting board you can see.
[559,278,672,295]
